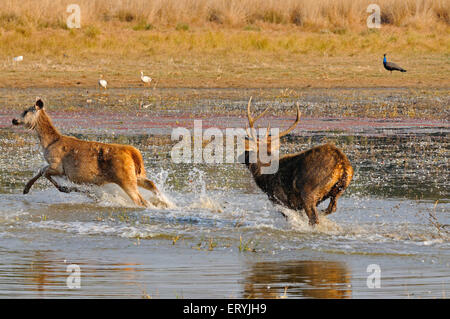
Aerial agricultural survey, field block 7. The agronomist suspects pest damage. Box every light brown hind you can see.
[12,98,167,208]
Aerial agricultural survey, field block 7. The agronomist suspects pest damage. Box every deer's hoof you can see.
[59,186,71,193]
[309,219,319,227]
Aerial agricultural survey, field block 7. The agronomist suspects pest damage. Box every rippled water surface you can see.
[0,88,448,298]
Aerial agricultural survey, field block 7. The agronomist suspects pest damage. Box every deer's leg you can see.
[119,182,149,207]
[324,195,341,215]
[46,176,80,193]
[137,177,170,208]
[23,165,48,194]
[300,192,319,226]
[304,204,319,226]
[137,177,160,195]
[323,171,351,215]
[43,167,83,194]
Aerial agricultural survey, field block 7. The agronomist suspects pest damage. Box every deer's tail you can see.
[342,162,354,190]
[334,158,353,194]
[128,147,146,177]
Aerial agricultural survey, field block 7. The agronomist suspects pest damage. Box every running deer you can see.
[12,98,168,208]
[239,97,353,226]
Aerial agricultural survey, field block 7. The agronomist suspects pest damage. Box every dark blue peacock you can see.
[383,54,406,73]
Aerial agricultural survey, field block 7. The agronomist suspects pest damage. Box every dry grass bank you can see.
[1,0,449,30]
[0,0,448,88]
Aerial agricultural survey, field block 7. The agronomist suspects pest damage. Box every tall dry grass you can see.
[0,0,449,31]
[0,0,448,90]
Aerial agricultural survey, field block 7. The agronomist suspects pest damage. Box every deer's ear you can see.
[35,99,44,110]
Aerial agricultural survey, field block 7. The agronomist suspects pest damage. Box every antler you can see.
[245,98,301,144]
[272,102,301,140]
[246,96,271,141]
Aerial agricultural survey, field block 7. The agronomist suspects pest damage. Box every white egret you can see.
[140,71,152,86]
[139,101,151,109]
[98,75,107,90]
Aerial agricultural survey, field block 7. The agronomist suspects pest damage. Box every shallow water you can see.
[0,89,448,298]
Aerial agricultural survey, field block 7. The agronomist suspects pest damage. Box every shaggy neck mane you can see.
[34,110,61,148]
[248,161,261,177]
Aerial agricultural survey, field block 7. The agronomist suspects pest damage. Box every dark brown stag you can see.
[240,97,353,226]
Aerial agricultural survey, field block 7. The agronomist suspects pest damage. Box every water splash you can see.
[187,168,224,213]
[279,206,343,234]
[90,184,138,207]
[71,183,175,209]
[147,190,176,209]
[190,196,224,213]
[146,168,176,209]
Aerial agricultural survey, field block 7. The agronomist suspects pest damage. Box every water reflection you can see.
[25,251,59,294]
[0,248,145,297]
[242,260,351,299]
[0,250,68,297]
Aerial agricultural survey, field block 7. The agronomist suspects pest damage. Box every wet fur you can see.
[244,143,353,226]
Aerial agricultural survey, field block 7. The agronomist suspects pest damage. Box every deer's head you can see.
[12,98,45,130]
[239,97,301,174]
